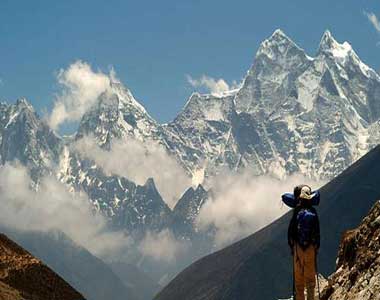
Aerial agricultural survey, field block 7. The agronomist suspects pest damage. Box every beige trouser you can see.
[293,244,316,300]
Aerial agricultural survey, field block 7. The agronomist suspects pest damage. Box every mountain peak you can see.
[321,29,333,41]
[263,29,294,46]
[271,28,288,39]
[256,29,305,60]
[143,178,162,196]
[319,30,338,50]
[114,83,149,115]
[15,98,34,112]
[195,184,206,194]
[318,30,353,58]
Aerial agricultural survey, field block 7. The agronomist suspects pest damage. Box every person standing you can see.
[282,185,320,300]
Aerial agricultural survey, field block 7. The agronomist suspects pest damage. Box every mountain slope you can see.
[0,232,84,300]
[155,145,380,300]
[321,200,380,300]
[3,229,141,300]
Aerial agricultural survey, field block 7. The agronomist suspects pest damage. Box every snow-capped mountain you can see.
[76,81,164,148]
[163,91,240,178]
[165,29,380,180]
[72,29,380,184]
[0,97,174,240]
[1,29,379,250]
[0,99,62,181]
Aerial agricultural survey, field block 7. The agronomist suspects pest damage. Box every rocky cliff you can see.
[321,200,380,300]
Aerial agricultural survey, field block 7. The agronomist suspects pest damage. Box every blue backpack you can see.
[295,207,319,249]
[283,190,321,250]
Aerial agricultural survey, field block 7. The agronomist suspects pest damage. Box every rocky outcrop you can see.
[321,200,380,300]
[0,233,84,300]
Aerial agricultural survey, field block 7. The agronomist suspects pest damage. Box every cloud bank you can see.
[0,163,130,257]
[73,136,192,208]
[186,75,241,95]
[138,229,188,262]
[197,171,324,247]
[49,61,113,130]
[0,162,189,263]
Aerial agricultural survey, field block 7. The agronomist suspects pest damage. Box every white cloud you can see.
[197,171,324,247]
[73,135,192,208]
[49,61,113,130]
[364,11,380,33]
[186,75,234,95]
[138,229,188,262]
[0,162,189,265]
[0,163,130,257]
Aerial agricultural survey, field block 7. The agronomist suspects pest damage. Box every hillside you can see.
[0,233,84,300]
[3,229,141,300]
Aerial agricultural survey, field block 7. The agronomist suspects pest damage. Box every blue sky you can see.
[1,0,379,132]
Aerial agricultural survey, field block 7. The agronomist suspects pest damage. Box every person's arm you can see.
[314,211,320,251]
[288,212,296,254]
[282,193,298,208]
[311,190,320,206]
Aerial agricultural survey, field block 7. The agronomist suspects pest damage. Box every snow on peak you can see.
[95,80,149,116]
[319,30,336,48]
[320,30,333,43]
[202,88,239,99]
[256,29,306,60]
[318,30,380,80]
[319,30,352,58]
[271,29,288,39]
[15,98,35,112]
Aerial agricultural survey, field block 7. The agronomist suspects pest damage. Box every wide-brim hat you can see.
[299,185,312,200]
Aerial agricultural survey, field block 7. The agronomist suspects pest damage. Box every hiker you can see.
[282,185,320,300]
